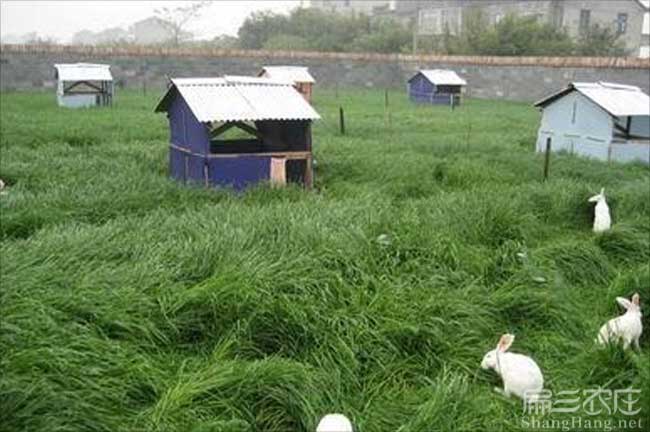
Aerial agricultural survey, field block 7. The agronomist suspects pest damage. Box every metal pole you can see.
[339,107,345,135]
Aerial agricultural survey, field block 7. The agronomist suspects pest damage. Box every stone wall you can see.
[1,44,649,102]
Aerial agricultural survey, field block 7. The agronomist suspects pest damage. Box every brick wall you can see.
[1,44,648,101]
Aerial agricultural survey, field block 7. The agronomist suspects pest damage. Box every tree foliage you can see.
[428,10,624,57]
[351,18,412,53]
[238,8,408,53]
[263,34,311,51]
[236,6,628,57]
[575,24,627,56]
[480,14,574,56]
[238,11,291,50]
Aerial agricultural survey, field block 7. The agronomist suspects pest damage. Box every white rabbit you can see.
[481,334,544,402]
[597,293,642,350]
[316,414,353,432]
[588,188,611,233]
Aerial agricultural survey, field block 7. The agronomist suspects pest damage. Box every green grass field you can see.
[1,88,648,432]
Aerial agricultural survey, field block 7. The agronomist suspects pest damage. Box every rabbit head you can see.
[588,188,605,203]
[316,414,353,432]
[616,293,641,315]
[481,333,514,371]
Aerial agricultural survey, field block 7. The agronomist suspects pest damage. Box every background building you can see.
[308,0,395,15]
[410,0,648,56]
[310,0,649,57]
[130,17,180,45]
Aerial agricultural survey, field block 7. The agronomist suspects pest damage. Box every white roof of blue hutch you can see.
[412,70,467,86]
[155,76,320,123]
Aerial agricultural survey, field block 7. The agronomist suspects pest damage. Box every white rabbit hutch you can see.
[534,82,650,164]
[258,66,315,103]
[54,63,113,108]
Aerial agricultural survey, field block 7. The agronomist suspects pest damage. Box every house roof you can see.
[154,76,320,123]
[534,82,650,117]
[259,66,316,84]
[409,69,467,86]
[54,63,113,81]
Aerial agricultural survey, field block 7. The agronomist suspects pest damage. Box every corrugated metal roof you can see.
[54,63,113,81]
[259,66,316,84]
[223,75,294,86]
[411,69,467,86]
[535,82,650,117]
[155,76,320,122]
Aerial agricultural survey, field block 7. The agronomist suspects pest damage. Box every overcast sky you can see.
[1,0,649,43]
[0,1,304,42]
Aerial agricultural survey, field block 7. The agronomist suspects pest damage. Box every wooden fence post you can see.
[339,106,346,135]
[142,60,148,96]
[543,137,552,181]
[384,89,392,131]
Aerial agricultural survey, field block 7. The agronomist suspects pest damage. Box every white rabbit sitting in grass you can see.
[316,414,353,432]
[588,188,611,233]
[597,293,642,350]
[481,334,544,402]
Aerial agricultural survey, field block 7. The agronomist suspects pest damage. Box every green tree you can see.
[455,13,574,56]
[575,24,627,56]
[234,6,626,57]
[459,7,492,54]
[351,18,411,53]
[263,34,311,51]
[238,11,290,49]
[211,35,240,49]
[237,8,372,52]
[285,8,370,52]
[531,23,574,56]
[484,15,539,55]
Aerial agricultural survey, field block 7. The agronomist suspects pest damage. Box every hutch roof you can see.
[535,82,650,117]
[260,66,316,84]
[155,76,320,123]
[410,69,467,86]
[54,63,113,81]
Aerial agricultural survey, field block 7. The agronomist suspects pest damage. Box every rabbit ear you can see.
[497,334,515,352]
[600,188,605,196]
[632,293,640,306]
[616,297,633,310]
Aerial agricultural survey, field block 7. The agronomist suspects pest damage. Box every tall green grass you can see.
[1,88,648,431]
